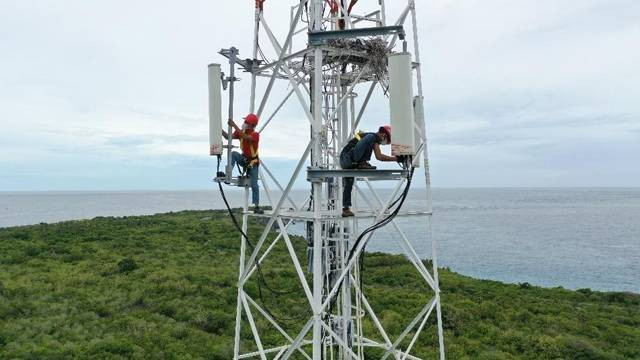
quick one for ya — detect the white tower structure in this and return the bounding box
[210,1,445,358]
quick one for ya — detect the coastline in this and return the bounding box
[1,209,638,358]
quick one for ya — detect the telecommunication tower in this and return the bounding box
[209,1,445,358]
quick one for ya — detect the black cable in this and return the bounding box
[386,191,404,210]
[218,157,282,291]
[348,166,415,262]
[356,166,415,304]
[217,178,285,297]
[327,166,416,314]
[216,155,414,322]
[216,156,311,322]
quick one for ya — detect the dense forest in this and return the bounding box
[1,210,638,359]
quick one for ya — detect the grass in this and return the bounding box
[0,210,638,359]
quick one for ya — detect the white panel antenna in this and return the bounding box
[208,63,223,156]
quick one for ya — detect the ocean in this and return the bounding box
[1,188,638,293]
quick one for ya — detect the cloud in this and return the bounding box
[0,0,639,190]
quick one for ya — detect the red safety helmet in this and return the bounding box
[379,125,391,142]
[244,113,259,126]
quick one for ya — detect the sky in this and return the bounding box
[0,0,639,191]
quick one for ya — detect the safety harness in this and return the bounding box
[343,131,365,154]
[239,134,259,171]
[341,131,374,168]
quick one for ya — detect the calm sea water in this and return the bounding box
[1,188,638,293]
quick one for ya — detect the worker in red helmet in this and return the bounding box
[222,113,263,214]
[340,125,396,217]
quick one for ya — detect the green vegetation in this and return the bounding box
[0,210,638,359]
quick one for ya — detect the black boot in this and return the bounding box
[342,208,355,217]
[357,162,376,170]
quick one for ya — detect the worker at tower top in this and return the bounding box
[340,125,396,217]
[221,113,263,214]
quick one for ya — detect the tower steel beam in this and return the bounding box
[212,1,446,359]
[308,25,405,45]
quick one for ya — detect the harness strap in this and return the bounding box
[347,131,363,150]
[240,135,259,166]
[341,131,364,164]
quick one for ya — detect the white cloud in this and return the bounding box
[0,0,639,189]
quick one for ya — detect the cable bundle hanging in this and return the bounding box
[327,165,416,313]
[349,166,415,263]
[216,155,310,322]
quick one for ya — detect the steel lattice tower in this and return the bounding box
[210,1,445,358]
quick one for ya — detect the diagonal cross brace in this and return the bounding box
[241,137,315,282]
[256,1,307,117]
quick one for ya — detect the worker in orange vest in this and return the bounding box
[222,113,263,214]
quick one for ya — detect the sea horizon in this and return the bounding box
[3,185,639,192]
[2,187,638,294]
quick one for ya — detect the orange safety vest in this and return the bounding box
[239,136,259,167]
